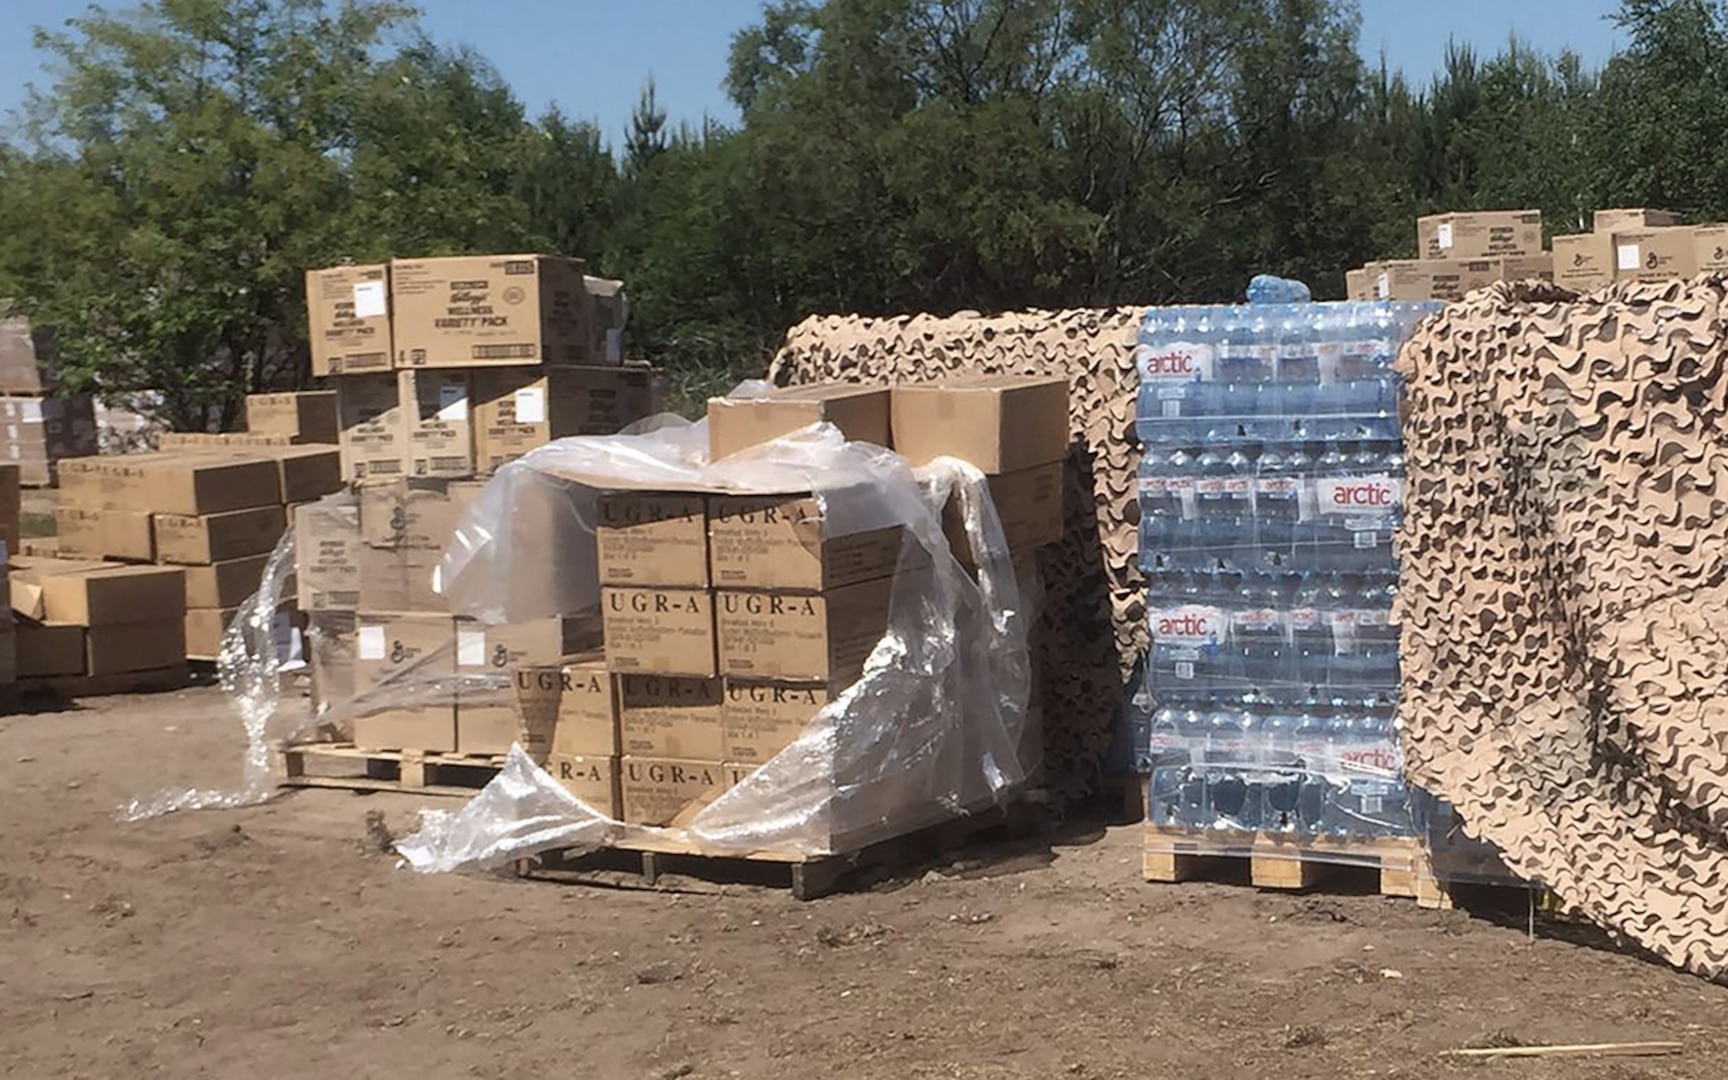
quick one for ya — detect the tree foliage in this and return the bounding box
[3,0,1728,424]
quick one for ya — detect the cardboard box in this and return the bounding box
[513,655,617,758]
[1552,234,1615,289]
[0,394,99,486]
[245,391,339,443]
[596,492,709,588]
[184,555,270,610]
[308,611,356,716]
[336,373,406,483]
[891,375,1070,473]
[1499,253,1554,282]
[1417,210,1543,260]
[351,707,456,754]
[143,453,282,516]
[16,621,85,677]
[545,753,621,816]
[158,432,296,450]
[353,612,452,693]
[1371,258,1505,301]
[707,492,905,592]
[602,587,716,678]
[1595,208,1682,232]
[271,446,343,504]
[1613,228,1697,282]
[617,674,725,760]
[294,498,361,612]
[359,477,478,550]
[451,617,598,754]
[355,544,443,613]
[1694,225,1728,273]
[715,577,896,682]
[398,369,475,478]
[390,254,592,369]
[106,510,155,562]
[1344,267,1372,301]
[153,505,286,565]
[53,506,104,558]
[185,607,235,660]
[945,462,1064,564]
[0,317,49,394]
[619,757,733,827]
[305,265,393,377]
[86,619,185,675]
[472,365,656,470]
[707,384,891,462]
[14,562,186,626]
[722,679,837,764]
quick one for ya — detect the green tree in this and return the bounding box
[1,0,415,429]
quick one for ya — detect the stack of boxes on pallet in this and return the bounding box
[0,317,97,486]
[1346,210,1553,301]
[295,253,649,760]
[292,373,1070,840]
[54,414,342,659]
[1549,207,1728,289]
[8,555,187,686]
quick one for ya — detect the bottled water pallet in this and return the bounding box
[519,801,1032,902]
[279,742,506,798]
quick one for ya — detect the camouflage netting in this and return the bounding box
[770,310,1147,805]
[1397,277,1728,978]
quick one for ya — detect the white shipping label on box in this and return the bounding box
[514,387,546,424]
[1436,223,1454,250]
[1618,244,1641,271]
[457,628,486,667]
[20,400,41,422]
[358,625,387,660]
[6,426,15,441]
[352,280,388,318]
[1375,272,1390,299]
[437,384,469,422]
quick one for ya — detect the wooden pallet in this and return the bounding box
[521,801,1031,901]
[1141,823,1573,913]
[18,663,193,699]
[1143,823,1435,899]
[280,742,507,797]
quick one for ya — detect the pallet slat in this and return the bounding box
[281,742,506,797]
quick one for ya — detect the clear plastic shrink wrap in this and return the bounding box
[132,411,1037,871]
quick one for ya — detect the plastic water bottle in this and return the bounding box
[1247,275,1313,305]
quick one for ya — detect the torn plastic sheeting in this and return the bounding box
[395,420,1034,869]
[120,526,305,820]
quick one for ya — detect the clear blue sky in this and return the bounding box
[0,0,1625,145]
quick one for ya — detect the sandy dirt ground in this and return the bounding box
[2,685,1725,1080]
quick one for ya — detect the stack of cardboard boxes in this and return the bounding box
[292,253,648,764]
[1550,208,1728,289]
[8,555,186,684]
[558,375,1069,827]
[54,434,341,659]
[0,317,97,486]
[1346,210,1554,301]
[292,373,1068,838]
[306,255,647,483]
[294,480,601,755]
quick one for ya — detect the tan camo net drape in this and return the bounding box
[1398,278,1728,977]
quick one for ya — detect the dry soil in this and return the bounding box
[2,686,1725,1079]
